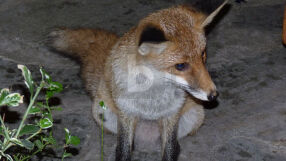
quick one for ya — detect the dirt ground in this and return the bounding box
[0,0,286,160]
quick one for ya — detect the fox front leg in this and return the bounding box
[115,114,137,161]
[160,115,180,161]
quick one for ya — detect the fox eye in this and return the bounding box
[202,51,206,56]
[175,63,189,71]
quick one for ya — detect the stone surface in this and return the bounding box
[0,0,285,161]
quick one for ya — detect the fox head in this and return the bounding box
[129,1,228,101]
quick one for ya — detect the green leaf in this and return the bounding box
[99,101,104,107]
[19,124,40,136]
[28,106,41,114]
[99,101,107,110]
[10,129,17,137]
[63,152,72,158]
[70,136,80,146]
[20,139,34,150]
[64,128,80,146]
[17,65,34,95]
[51,106,63,111]
[45,91,54,100]
[48,81,63,92]
[64,128,70,144]
[2,93,23,107]
[0,88,9,104]
[36,102,46,108]
[10,138,23,146]
[43,132,57,146]
[45,81,63,99]
[39,118,53,129]
[43,136,57,145]
[0,89,23,107]
[40,68,51,82]
[34,139,44,149]
[4,154,13,161]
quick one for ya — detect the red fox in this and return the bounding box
[49,1,227,160]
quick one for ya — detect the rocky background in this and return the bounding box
[0,0,285,160]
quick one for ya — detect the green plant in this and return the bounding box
[0,65,80,161]
[61,128,80,161]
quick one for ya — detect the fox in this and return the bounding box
[48,1,228,160]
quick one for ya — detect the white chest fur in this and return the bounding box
[116,83,186,120]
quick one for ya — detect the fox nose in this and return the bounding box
[207,91,219,101]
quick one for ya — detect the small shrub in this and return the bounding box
[0,65,80,161]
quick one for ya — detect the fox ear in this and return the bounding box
[138,26,168,55]
[201,0,228,27]
[138,26,167,45]
[138,42,168,56]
